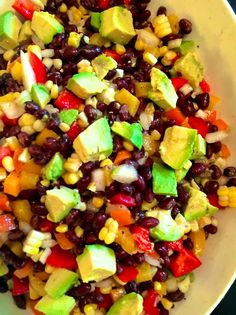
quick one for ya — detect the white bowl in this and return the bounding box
[0,1,236,314]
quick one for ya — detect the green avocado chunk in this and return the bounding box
[45,268,78,299]
[111,121,143,149]
[91,54,117,79]
[77,244,116,283]
[152,162,177,196]
[90,12,101,29]
[67,72,107,99]
[45,186,80,223]
[0,11,22,50]
[99,6,136,45]
[150,210,182,241]
[35,295,76,315]
[159,126,197,170]
[171,52,204,88]
[43,153,64,181]
[18,20,32,43]
[183,187,207,221]
[148,68,178,111]
[31,11,64,44]
[73,117,113,163]
[175,160,192,182]
[191,134,206,159]
[179,40,195,55]
[31,84,51,108]
[107,293,143,315]
[59,109,79,126]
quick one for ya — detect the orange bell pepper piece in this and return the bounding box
[214,119,229,131]
[110,208,132,226]
[54,233,74,250]
[165,108,185,125]
[0,193,11,211]
[220,144,231,159]
[0,214,16,232]
[13,148,24,173]
[114,150,132,165]
[3,171,21,197]
[14,261,33,279]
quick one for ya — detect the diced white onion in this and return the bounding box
[166,277,178,293]
[39,248,52,264]
[136,29,160,47]
[167,38,182,49]
[32,34,45,49]
[191,86,202,98]
[19,221,32,234]
[205,130,228,143]
[195,109,208,120]
[139,112,153,131]
[144,254,162,267]
[111,164,138,184]
[94,278,115,288]
[91,168,106,192]
[0,102,25,119]
[179,83,193,95]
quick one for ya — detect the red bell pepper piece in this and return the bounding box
[46,245,77,270]
[99,0,110,9]
[39,218,55,233]
[207,194,224,209]
[12,275,29,296]
[165,108,185,125]
[124,0,131,5]
[0,147,13,167]
[0,214,16,232]
[110,193,136,207]
[164,239,183,252]
[188,116,208,138]
[132,226,152,252]
[12,0,37,20]
[29,52,47,84]
[66,121,82,141]
[169,248,202,278]
[143,289,160,315]
[1,115,18,126]
[0,193,11,211]
[199,79,210,93]
[117,265,139,282]
[171,77,188,91]
[55,90,82,110]
[104,49,122,63]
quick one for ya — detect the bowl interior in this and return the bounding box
[0,1,236,314]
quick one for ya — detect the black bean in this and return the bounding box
[207,123,218,133]
[226,178,236,187]
[120,183,135,196]
[84,232,98,244]
[84,105,97,123]
[8,125,21,137]
[179,18,192,34]
[177,185,190,204]
[30,215,42,230]
[96,102,106,112]
[153,269,168,282]
[68,283,91,297]
[133,253,145,264]
[183,238,194,250]
[105,181,119,198]
[210,164,223,180]
[206,144,213,159]
[34,109,49,119]
[134,175,146,192]
[204,181,219,194]
[154,242,169,257]
[204,224,218,234]
[224,167,236,177]
[64,24,78,33]
[0,245,25,269]
[144,188,155,203]
[158,197,176,210]
[13,294,27,309]
[166,289,185,302]
[138,280,154,292]
[0,277,8,293]
[31,203,48,216]
[125,281,139,293]
[181,99,197,116]
[8,229,25,241]
[189,163,207,176]
[159,304,169,315]
[17,132,31,147]
[157,6,167,15]
[195,93,209,110]
[47,71,63,85]
[138,217,159,229]
[171,205,180,218]
[25,101,40,114]
[211,141,222,154]
[79,45,102,60]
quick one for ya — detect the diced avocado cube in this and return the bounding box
[191,134,206,159]
[77,244,116,283]
[67,72,107,99]
[73,117,113,163]
[45,186,80,223]
[90,12,101,30]
[152,162,177,196]
[45,268,78,299]
[35,295,76,315]
[171,52,204,88]
[115,88,140,117]
[207,203,218,216]
[99,6,136,45]
[184,187,208,221]
[159,126,197,170]
[31,84,51,108]
[175,160,192,182]
[107,293,143,315]
[31,11,64,45]
[0,11,22,50]
[59,109,79,126]
[0,258,9,277]
[111,122,143,149]
[150,210,182,241]
[43,153,64,181]
[179,40,195,55]
[91,54,117,79]
[148,68,178,111]
[18,20,33,43]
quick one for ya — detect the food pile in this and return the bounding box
[0,0,235,314]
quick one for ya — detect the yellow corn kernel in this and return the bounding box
[11,199,32,223]
[45,264,55,274]
[98,227,108,241]
[151,130,161,141]
[59,122,70,132]
[79,5,88,15]
[100,286,112,295]
[3,50,15,61]
[104,232,116,245]
[68,32,82,48]
[143,52,157,66]
[33,120,45,132]
[51,84,59,99]
[161,298,173,311]
[135,39,145,51]
[2,156,15,172]
[159,46,168,56]
[64,160,81,173]
[228,187,236,197]
[92,197,104,208]
[84,304,96,315]
[59,3,67,13]
[53,58,63,70]
[110,288,125,302]
[28,45,41,59]
[154,281,167,295]
[109,220,119,233]
[40,179,50,187]
[6,136,21,150]
[100,159,113,167]
[64,172,80,185]
[21,126,35,135]
[189,229,205,256]
[18,113,36,127]
[168,14,180,34]
[164,50,177,61]
[0,167,7,181]
[69,6,83,24]
[18,148,31,163]
[56,224,68,233]
[75,226,84,238]
[105,218,114,227]
[153,15,172,38]
[115,44,126,55]
[45,80,53,90]
[10,60,22,83]
[123,140,134,152]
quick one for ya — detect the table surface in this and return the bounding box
[211,2,235,314]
